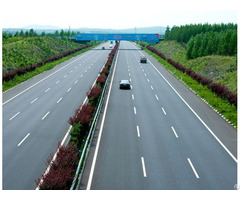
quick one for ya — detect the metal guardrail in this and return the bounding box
[70,45,119,190]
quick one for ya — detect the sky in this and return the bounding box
[1,0,239,29]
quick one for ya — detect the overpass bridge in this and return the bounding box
[75,33,164,43]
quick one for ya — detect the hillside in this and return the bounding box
[153,41,237,93]
[2,37,83,72]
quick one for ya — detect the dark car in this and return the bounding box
[140,56,147,63]
[119,80,131,89]
[102,47,105,50]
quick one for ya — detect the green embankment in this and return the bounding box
[2,36,96,92]
[153,41,237,93]
[2,37,83,72]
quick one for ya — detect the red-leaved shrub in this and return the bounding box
[96,75,107,87]
[35,142,79,190]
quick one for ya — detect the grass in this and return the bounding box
[2,45,95,92]
[2,37,84,71]
[154,41,237,93]
[145,48,237,128]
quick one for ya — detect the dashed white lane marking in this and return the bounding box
[75,80,78,84]
[146,58,238,163]
[134,107,137,115]
[42,111,50,120]
[136,126,141,137]
[45,88,51,93]
[155,95,159,101]
[171,126,179,138]
[150,86,154,90]
[56,80,60,84]
[57,97,63,104]
[64,75,67,78]
[17,133,30,147]
[9,112,20,120]
[67,88,72,92]
[31,98,38,104]
[147,79,150,82]
[141,157,147,177]
[70,70,73,73]
[161,107,166,115]
[187,158,200,179]
[132,94,135,100]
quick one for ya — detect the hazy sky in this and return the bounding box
[1,0,238,29]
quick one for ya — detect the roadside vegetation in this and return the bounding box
[142,23,237,128]
[2,30,98,92]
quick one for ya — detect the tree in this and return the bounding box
[41,31,46,37]
[60,29,65,37]
[19,30,25,37]
[186,36,194,59]
[165,26,170,40]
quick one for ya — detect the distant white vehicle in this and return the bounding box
[109,45,113,48]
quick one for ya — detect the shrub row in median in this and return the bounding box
[35,42,119,190]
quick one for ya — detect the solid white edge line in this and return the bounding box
[9,112,20,120]
[17,133,30,147]
[146,58,238,163]
[141,157,147,177]
[136,125,141,137]
[187,158,200,179]
[171,126,179,138]
[86,48,120,190]
[3,51,92,106]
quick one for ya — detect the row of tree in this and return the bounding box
[186,30,237,59]
[165,23,237,43]
[3,29,79,39]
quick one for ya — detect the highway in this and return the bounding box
[2,42,112,189]
[80,41,237,190]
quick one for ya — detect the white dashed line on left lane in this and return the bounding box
[42,111,50,120]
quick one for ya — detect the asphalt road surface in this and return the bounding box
[80,41,237,190]
[2,42,112,189]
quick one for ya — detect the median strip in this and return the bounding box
[36,42,120,190]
